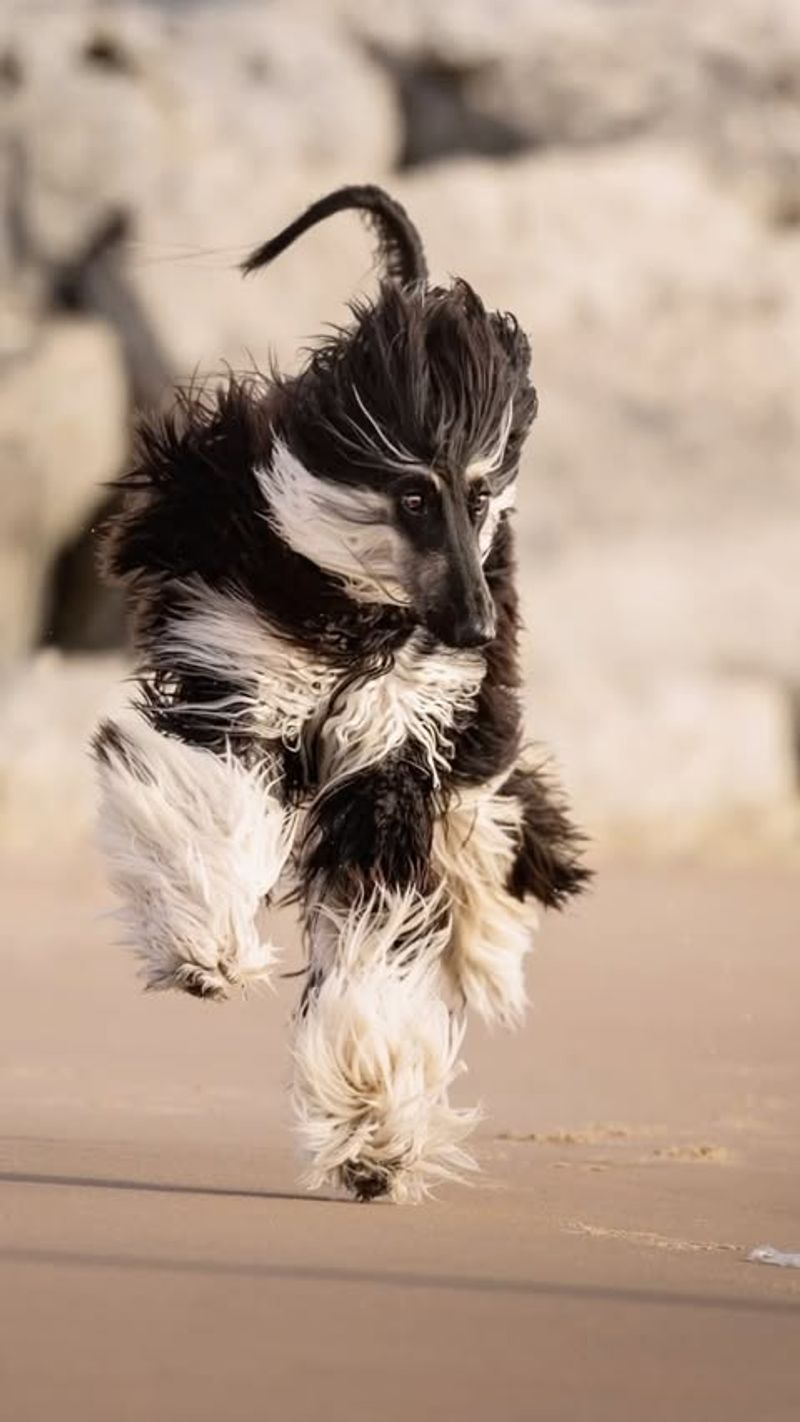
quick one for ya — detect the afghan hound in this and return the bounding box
[93,186,590,1201]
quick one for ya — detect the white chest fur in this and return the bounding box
[159,583,483,783]
[318,633,484,787]
[157,581,340,751]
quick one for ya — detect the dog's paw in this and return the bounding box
[142,939,281,1002]
[170,961,232,1002]
[94,712,295,1000]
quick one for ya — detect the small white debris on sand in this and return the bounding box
[748,1245,800,1269]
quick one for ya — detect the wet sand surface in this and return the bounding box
[1,852,798,1421]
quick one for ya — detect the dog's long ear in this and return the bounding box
[241,185,427,289]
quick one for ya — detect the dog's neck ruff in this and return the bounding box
[154,581,484,787]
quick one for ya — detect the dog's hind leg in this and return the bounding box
[292,885,479,1202]
[93,713,297,1000]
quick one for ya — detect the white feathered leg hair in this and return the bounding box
[292,886,480,1201]
[433,787,540,1028]
[93,713,297,999]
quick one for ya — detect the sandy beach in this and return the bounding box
[1,850,797,1421]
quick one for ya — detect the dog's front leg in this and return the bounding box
[291,761,479,1202]
[438,514,590,1026]
[93,714,297,1000]
[433,767,591,1028]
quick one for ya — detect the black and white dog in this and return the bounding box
[94,186,589,1202]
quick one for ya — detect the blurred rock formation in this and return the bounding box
[0,0,798,854]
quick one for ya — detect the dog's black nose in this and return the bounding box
[456,622,495,649]
[442,610,496,649]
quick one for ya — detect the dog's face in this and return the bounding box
[264,281,537,648]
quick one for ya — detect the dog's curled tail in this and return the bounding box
[241,184,427,289]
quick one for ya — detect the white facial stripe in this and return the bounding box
[492,481,517,514]
[256,441,410,605]
[479,479,517,558]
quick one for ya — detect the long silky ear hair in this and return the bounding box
[241,185,428,289]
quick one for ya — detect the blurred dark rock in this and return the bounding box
[39,490,126,654]
[0,318,127,657]
[369,46,530,168]
[50,208,172,412]
[352,0,800,219]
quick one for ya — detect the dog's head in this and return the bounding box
[245,187,538,649]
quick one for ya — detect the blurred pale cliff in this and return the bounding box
[1,0,798,857]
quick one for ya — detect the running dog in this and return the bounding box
[94,185,590,1202]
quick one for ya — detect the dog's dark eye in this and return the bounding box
[400,491,427,516]
[470,489,490,520]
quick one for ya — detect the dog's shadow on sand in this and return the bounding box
[0,1169,345,1205]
